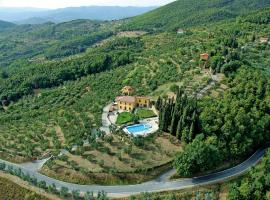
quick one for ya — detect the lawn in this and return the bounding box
[137,109,157,119]
[116,112,134,125]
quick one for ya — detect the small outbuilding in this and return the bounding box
[177,29,185,34]
[200,53,209,61]
[260,37,269,44]
[121,86,135,95]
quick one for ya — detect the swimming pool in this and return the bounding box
[126,124,152,136]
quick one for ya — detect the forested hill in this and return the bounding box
[0,19,115,67]
[0,20,15,30]
[123,0,270,31]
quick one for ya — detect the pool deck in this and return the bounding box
[101,102,159,136]
[123,117,159,136]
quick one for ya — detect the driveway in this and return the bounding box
[100,103,112,134]
[19,157,51,172]
[196,81,215,98]
[0,146,268,198]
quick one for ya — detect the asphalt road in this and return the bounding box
[0,146,268,198]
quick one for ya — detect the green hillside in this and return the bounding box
[0,20,15,30]
[0,19,114,67]
[123,0,270,31]
[0,0,270,190]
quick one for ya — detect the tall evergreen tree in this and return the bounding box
[155,96,162,111]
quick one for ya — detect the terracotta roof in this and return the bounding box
[115,96,136,103]
[200,53,209,60]
[200,53,209,56]
[123,86,134,89]
[136,96,151,100]
[121,86,134,92]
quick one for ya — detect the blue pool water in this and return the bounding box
[126,124,152,135]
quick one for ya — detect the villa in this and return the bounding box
[115,96,151,111]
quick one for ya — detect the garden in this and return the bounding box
[116,109,157,125]
[116,112,135,125]
[136,109,156,119]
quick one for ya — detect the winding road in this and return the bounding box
[0,146,268,198]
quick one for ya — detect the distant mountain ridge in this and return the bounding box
[0,6,157,24]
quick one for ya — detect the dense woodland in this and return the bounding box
[0,0,270,197]
[122,0,270,31]
[170,67,270,176]
[0,37,142,103]
[0,20,116,67]
[227,150,270,200]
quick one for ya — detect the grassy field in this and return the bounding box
[116,112,135,125]
[40,133,181,185]
[136,109,156,119]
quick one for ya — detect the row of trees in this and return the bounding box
[0,162,109,200]
[157,89,199,143]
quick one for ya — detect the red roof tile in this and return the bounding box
[115,96,136,103]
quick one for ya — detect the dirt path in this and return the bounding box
[196,70,224,98]
[169,58,182,73]
[19,157,52,172]
[55,125,66,145]
[196,80,216,98]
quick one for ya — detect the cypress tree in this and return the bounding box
[189,122,195,142]
[181,127,189,143]
[159,105,165,130]
[176,116,183,139]
[170,110,179,136]
[158,89,199,141]
[155,96,162,111]
[163,103,172,131]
